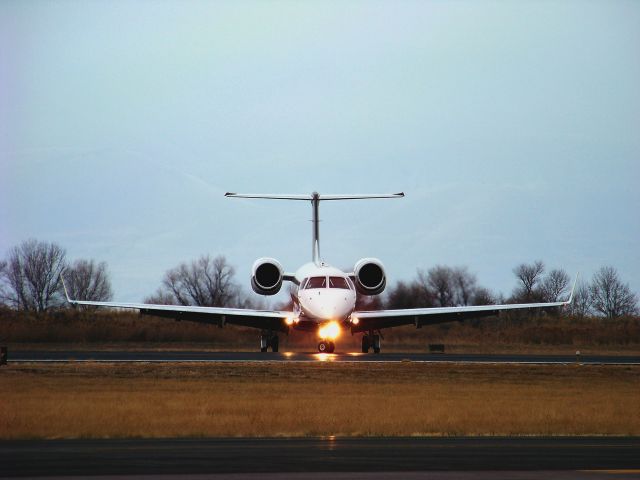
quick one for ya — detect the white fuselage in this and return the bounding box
[293,262,357,325]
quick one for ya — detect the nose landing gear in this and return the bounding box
[317,340,335,353]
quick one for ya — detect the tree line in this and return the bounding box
[0,238,637,318]
[0,239,112,311]
[382,261,637,319]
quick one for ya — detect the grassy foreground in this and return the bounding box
[2,308,639,354]
[1,362,638,439]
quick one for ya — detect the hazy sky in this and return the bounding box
[1,0,639,303]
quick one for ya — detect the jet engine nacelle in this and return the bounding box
[353,258,386,296]
[251,258,284,295]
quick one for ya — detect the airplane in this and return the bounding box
[62,192,576,354]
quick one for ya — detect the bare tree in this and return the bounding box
[418,265,487,307]
[411,272,436,308]
[590,266,637,318]
[355,291,384,311]
[64,259,113,303]
[152,255,241,307]
[385,280,431,309]
[144,288,178,305]
[0,259,8,306]
[1,239,67,311]
[541,268,570,302]
[569,280,592,318]
[3,249,30,310]
[420,266,455,307]
[412,265,491,308]
[472,286,496,306]
[451,266,478,306]
[512,261,545,302]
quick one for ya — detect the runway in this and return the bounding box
[8,350,640,364]
[1,437,639,478]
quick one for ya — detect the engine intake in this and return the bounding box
[251,258,284,295]
[353,258,386,295]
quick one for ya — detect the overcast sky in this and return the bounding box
[1,0,638,303]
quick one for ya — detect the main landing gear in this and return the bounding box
[361,332,381,354]
[260,333,279,352]
[317,340,335,353]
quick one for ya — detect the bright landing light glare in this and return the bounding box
[318,321,341,340]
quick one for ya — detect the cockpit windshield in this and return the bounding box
[329,276,349,289]
[304,276,327,289]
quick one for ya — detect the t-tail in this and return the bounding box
[225,191,404,265]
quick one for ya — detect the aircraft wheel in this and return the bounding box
[373,334,381,354]
[318,341,329,353]
[260,347,268,352]
[327,341,335,353]
[361,335,370,353]
[271,336,279,353]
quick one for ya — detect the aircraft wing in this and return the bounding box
[351,299,568,331]
[62,285,294,333]
[351,277,577,333]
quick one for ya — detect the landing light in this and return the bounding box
[351,316,360,325]
[285,317,295,326]
[315,353,336,362]
[318,321,341,340]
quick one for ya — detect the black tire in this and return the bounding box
[271,336,279,353]
[318,341,328,353]
[260,347,268,352]
[328,341,335,353]
[373,334,381,354]
[361,336,370,353]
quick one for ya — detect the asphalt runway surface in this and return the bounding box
[1,437,640,478]
[8,350,640,364]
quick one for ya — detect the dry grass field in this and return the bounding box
[1,362,638,439]
[2,308,639,354]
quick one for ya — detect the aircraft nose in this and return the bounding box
[318,296,352,319]
[301,289,354,320]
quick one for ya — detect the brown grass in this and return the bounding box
[2,308,639,354]
[1,362,638,439]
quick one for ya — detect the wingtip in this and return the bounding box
[59,271,72,303]
[566,272,580,304]
[395,192,405,197]
[224,192,235,197]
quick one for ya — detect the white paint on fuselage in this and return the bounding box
[294,262,356,323]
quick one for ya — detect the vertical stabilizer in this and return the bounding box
[311,192,321,265]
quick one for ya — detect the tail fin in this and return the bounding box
[226,191,404,265]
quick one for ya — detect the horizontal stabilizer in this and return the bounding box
[225,193,311,200]
[226,190,404,264]
[225,192,404,201]
[318,193,404,201]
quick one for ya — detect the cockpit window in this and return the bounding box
[305,276,327,289]
[329,276,349,289]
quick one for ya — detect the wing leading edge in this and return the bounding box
[61,279,294,333]
[351,275,578,332]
